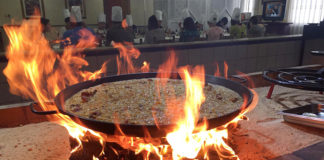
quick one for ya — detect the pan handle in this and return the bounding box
[29,102,58,115]
[229,75,247,84]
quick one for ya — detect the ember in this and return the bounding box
[3,16,258,160]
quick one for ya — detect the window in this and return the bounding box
[241,0,255,13]
[287,0,324,33]
[288,0,324,24]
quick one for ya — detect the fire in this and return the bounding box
[214,62,220,77]
[122,19,128,29]
[141,61,150,72]
[224,61,228,79]
[3,17,258,160]
[3,17,106,157]
[166,66,206,159]
[113,42,141,74]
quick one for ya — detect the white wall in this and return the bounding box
[131,0,154,26]
[83,0,104,25]
[43,0,66,25]
[0,0,24,25]
[0,0,104,26]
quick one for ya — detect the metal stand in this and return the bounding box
[266,84,275,99]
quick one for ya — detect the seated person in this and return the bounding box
[247,16,265,37]
[179,17,200,42]
[155,10,163,28]
[144,15,165,44]
[125,15,136,37]
[94,13,108,47]
[206,13,223,41]
[62,6,96,46]
[229,20,247,39]
[41,18,51,35]
[216,17,229,31]
[195,21,204,32]
[106,6,134,45]
[63,22,96,46]
[41,18,59,43]
[59,9,73,39]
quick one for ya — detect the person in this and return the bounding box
[144,15,165,44]
[206,12,223,41]
[155,10,163,28]
[179,17,200,42]
[229,20,247,39]
[106,6,134,45]
[195,21,204,32]
[247,16,265,37]
[62,6,96,46]
[40,17,58,43]
[126,14,136,34]
[94,13,108,46]
[216,17,229,31]
[178,8,196,31]
[59,9,73,39]
[40,18,51,34]
[229,8,246,39]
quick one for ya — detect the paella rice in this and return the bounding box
[65,78,243,125]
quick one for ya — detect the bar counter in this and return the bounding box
[1,34,322,105]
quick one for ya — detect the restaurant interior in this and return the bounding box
[0,0,323,160]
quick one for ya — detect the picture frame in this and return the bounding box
[65,0,86,18]
[21,0,44,18]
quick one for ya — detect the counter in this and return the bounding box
[0,35,304,105]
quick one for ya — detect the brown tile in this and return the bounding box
[247,44,259,58]
[83,56,98,72]
[258,44,268,57]
[213,47,226,62]
[175,50,189,66]
[143,51,163,69]
[97,55,117,75]
[266,56,277,69]
[236,45,248,59]
[225,45,238,60]
[188,51,202,65]
[246,58,258,73]
[266,43,277,56]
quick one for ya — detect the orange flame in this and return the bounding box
[224,61,228,79]
[214,62,220,77]
[3,17,107,156]
[166,65,206,159]
[141,61,150,72]
[3,17,259,160]
[122,19,128,29]
[113,42,141,74]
